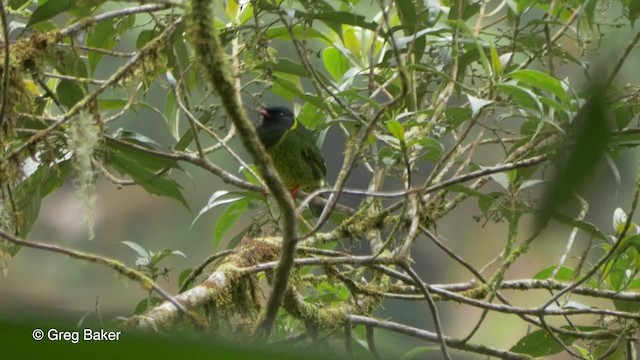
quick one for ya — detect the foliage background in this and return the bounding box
[1,0,640,358]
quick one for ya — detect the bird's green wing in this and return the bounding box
[295,126,326,183]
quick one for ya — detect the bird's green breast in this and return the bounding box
[266,129,324,192]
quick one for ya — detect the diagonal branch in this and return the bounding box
[348,315,532,360]
[0,229,205,328]
[186,0,297,338]
[0,0,10,130]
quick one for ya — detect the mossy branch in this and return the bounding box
[0,0,10,130]
[185,0,298,338]
[7,19,182,162]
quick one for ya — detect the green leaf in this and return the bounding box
[108,148,189,209]
[311,11,378,32]
[28,0,96,27]
[226,224,252,251]
[409,137,443,162]
[614,298,640,313]
[550,211,607,241]
[272,76,324,109]
[164,91,180,141]
[496,82,543,114]
[261,4,379,32]
[462,28,492,77]
[178,268,193,289]
[490,44,502,76]
[122,241,150,259]
[174,113,212,151]
[342,27,361,58]
[271,74,302,102]
[272,59,329,81]
[393,26,447,49]
[298,102,325,130]
[56,80,85,109]
[394,0,428,55]
[624,0,640,25]
[51,47,88,80]
[134,298,150,315]
[192,191,245,227]
[615,234,640,257]
[516,0,537,13]
[28,0,74,27]
[14,161,72,237]
[533,266,574,281]
[107,133,181,171]
[87,19,116,74]
[242,165,263,187]
[625,277,640,290]
[602,246,638,291]
[444,107,472,128]
[167,23,190,78]
[386,120,405,142]
[323,48,350,82]
[224,0,239,22]
[136,29,159,49]
[510,327,594,357]
[214,199,249,250]
[508,69,569,104]
[150,248,186,265]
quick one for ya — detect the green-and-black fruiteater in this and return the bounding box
[256,106,327,216]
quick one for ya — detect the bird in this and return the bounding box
[256,106,327,217]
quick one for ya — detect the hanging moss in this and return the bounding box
[67,112,100,240]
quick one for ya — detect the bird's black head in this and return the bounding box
[259,106,295,129]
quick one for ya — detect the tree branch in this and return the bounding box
[185,0,297,338]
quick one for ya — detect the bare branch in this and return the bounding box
[348,315,532,360]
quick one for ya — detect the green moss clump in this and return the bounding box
[1,31,57,133]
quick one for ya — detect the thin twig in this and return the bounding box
[174,85,264,187]
[43,73,107,85]
[538,316,584,359]
[400,263,452,360]
[178,249,235,293]
[605,27,640,89]
[0,229,205,327]
[552,194,588,278]
[366,325,381,359]
[59,3,172,38]
[93,159,136,186]
[56,43,136,57]
[348,315,531,360]
[105,135,263,192]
